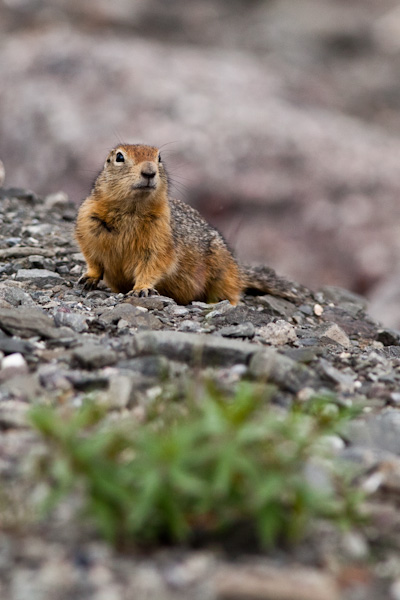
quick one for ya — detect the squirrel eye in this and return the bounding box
[116,152,125,163]
[158,154,162,163]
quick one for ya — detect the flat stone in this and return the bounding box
[315,322,351,348]
[2,286,33,307]
[254,294,297,318]
[0,307,59,339]
[15,269,62,286]
[118,356,170,378]
[0,333,33,356]
[319,359,356,391]
[165,305,189,317]
[130,331,258,367]
[218,322,255,339]
[213,306,272,328]
[72,343,118,369]
[99,304,162,329]
[284,347,322,363]
[205,300,235,320]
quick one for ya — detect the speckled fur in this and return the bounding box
[75,144,296,305]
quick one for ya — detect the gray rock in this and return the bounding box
[321,285,368,310]
[382,346,400,359]
[72,343,118,369]
[345,410,400,455]
[321,306,377,339]
[178,320,203,333]
[218,322,255,339]
[98,304,146,324]
[165,305,189,317]
[0,334,33,356]
[315,323,351,348]
[98,304,162,330]
[105,374,139,409]
[210,305,272,328]
[318,359,356,392]
[249,347,316,392]
[124,296,174,310]
[54,311,89,333]
[15,269,62,287]
[0,400,29,428]
[0,307,59,339]
[377,328,400,347]
[0,188,38,202]
[299,304,314,316]
[2,286,33,307]
[2,374,42,402]
[254,294,297,318]
[25,255,54,270]
[64,371,109,392]
[205,300,235,320]
[118,356,170,378]
[130,330,258,367]
[284,347,322,363]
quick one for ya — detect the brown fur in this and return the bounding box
[75,144,297,305]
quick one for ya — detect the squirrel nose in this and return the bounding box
[141,162,157,179]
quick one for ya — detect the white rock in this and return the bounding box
[313,303,324,316]
[2,352,27,371]
[0,352,29,380]
[259,320,297,346]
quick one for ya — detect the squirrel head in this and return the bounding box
[94,144,168,201]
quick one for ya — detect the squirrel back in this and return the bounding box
[75,144,299,305]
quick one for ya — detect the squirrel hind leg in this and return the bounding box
[205,268,241,305]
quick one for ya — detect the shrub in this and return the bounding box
[29,382,362,549]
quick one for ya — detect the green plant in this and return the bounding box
[29,382,363,549]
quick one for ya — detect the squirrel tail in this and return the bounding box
[240,264,305,302]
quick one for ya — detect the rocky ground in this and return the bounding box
[1,183,400,599]
[3,0,400,326]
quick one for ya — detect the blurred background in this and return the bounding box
[1,0,400,326]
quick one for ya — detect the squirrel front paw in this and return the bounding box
[78,273,100,291]
[127,287,160,298]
